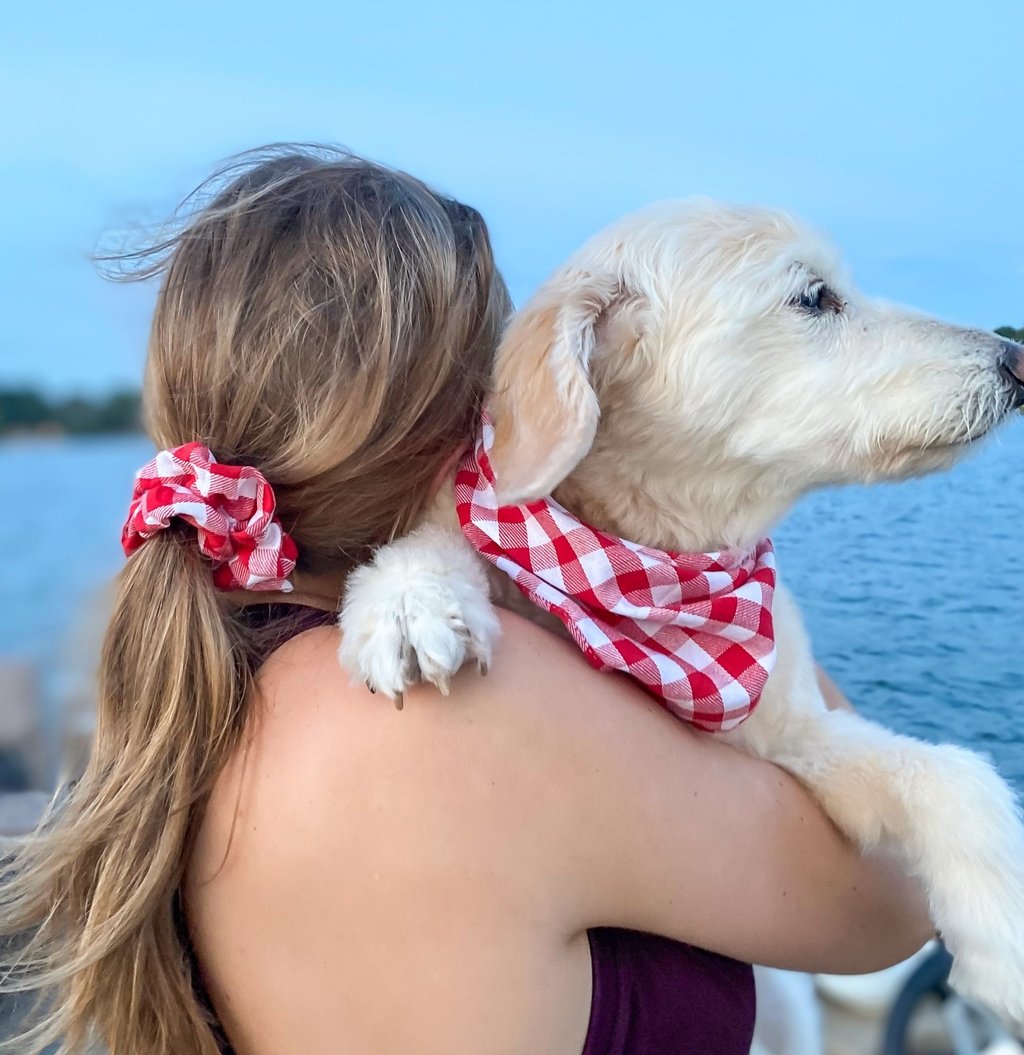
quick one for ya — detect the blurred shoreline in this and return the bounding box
[0,386,140,439]
[0,434,151,792]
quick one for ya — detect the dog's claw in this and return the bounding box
[338,525,500,710]
[366,681,376,695]
[394,691,404,711]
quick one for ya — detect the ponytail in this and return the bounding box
[1,533,251,1054]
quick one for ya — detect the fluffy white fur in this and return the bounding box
[340,524,499,705]
[338,200,1024,1028]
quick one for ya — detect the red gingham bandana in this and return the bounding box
[455,417,777,732]
[122,442,298,593]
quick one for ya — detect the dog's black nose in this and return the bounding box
[998,340,1024,409]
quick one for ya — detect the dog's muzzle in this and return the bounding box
[998,341,1024,410]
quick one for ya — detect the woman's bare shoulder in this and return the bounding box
[245,607,644,780]
[216,609,644,841]
[192,607,930,983]
[191,610,610,884]
[258,606,604,708]
[190,610,650,944]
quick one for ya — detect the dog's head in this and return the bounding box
[489,201,1023,546]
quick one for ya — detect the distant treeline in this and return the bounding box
[0,387,141,437]
[2,322,1021,438]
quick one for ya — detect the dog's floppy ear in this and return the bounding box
[488,268,620,504]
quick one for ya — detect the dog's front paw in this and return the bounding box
[338,526,500,706]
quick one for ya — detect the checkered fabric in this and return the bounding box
[455,418,777,732]
[122,442,298,593]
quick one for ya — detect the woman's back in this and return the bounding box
[189,613,595,1054]
[186,607,923,1054]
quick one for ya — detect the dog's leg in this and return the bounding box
[765,706,1023,1026]
[729,592,1024,1029]
[338,523,499,704]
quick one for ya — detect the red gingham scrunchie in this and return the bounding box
[122,442,298,592]
[455,415,777,733]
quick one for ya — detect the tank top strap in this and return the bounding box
[236,603,337,668]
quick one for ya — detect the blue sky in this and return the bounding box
[2,1,1022,394]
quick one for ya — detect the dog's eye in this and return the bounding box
[793,282,843,315]
[797,285,823,311]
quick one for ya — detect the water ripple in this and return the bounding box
[777,419,1024,793]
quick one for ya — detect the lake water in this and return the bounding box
[0,429,1021,792]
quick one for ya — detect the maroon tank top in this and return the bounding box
[199,604,755,1054]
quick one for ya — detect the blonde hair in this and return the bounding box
[0,145,510,1054]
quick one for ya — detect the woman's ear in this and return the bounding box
[488,268,620,504]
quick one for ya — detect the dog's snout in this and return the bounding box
[998,340,1024,409]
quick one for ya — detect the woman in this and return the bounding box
[0,146,932,1055]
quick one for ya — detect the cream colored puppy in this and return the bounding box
[339,200,1024,1028]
